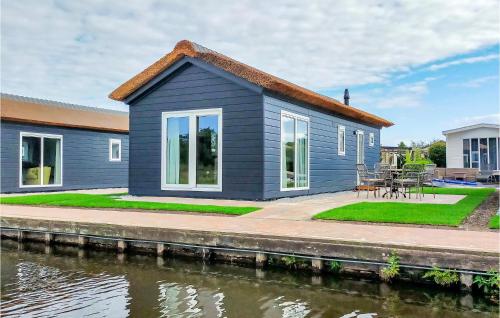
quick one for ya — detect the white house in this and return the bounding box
[443,123,500,171]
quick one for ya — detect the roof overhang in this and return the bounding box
[442,123,500,135]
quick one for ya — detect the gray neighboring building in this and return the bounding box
[109,40,393,200]
[0,93,129,193]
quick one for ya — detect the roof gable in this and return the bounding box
[110,40,393,127]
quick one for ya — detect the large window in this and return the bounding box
[161,108,222,191]
[489,138,497,170]
[471,138,479,168]
[338,125,346,156]
[480,138,488,169]
[463,138,499,170]
[281,111,309,191]
[20,132,62,187]
[463,139,470,168]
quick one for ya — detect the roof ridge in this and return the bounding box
[1,92,128,115]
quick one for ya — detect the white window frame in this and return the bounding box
[338,125,346,156]
[369,132,375,147]
[19,132,63,188]
[161,108,223,192]
[109,139,122,162]
[280,110,310,192]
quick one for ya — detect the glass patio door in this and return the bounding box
[161,108,222,191]
[20,133,62,187]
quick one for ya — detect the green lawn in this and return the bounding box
[0,193,260,215]
[489,215,499,229]
[314,187,496,226]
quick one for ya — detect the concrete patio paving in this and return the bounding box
[121,191,465,221]
[0,204,497,255]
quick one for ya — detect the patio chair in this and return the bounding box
[421,164,437,198]
[392,163,424,199]
[374,165,392,198]
[356,164,384,198]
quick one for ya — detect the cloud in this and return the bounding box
[453,113,500,127]
[426,54,498,71]
[0,0,498,109]
[449,75,498,88]
[353,77,439,109]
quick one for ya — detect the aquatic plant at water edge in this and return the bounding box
[281,256,305,269]
[423,267,459,287]
[474,270,500,300]
[380,252,400,282]
[329,261,343,273]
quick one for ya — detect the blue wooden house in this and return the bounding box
[110,40,392,200]
[0,93,129,193]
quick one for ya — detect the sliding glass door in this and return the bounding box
[162,109,222,191]
[281,111,309,191]
[20,133,62,187]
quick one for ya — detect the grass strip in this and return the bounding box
[489,215,499,229]
[313,187,495,226]
[0,193,260,215]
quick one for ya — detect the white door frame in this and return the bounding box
[356,130,365,185]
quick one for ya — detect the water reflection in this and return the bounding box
[1,258,130,317]
[0,240,497,318]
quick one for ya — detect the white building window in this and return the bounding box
[281,111,309,191]
[109,139,122,162]
[161,108,222,191]
[338,125,346,156]
[369,132,375,147]
[20,132,63,187]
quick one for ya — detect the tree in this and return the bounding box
[398,141,407,149]
[429,140,446,167]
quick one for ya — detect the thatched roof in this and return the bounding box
[109,40,393,127]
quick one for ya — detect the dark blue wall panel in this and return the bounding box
[1,121,128,193]
[263,94,380,199]
[127,59,382,200]
[128,62,264,200]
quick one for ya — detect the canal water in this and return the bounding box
[1,240,497,317]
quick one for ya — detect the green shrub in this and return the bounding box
[329,261,343,273]
[423,267,459,287]
[429,141,446,167]
[474,270,500,298]
[380,252,400,282]
[405,150,412,164]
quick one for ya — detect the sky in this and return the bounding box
[1,0,499,146]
